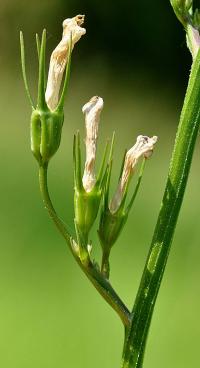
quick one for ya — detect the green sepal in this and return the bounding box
[170,1,200,29]
[98,206,128,252]
[98,158,146,253]
[19,31,35,108]
[193,8,200,29]
[125,158,146,215]
[73,132,112,246]
[73,132,83,191]
[102,132,115,209]
[37,29,47,110]
[170,0,192,27]
[74,186,102,246]
[31,108,64,165]
[36,33,41,61]
[95,140,109,188]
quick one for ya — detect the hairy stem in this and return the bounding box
[39,163,131,327]
[122,48,200,367]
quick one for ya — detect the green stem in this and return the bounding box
[39,163,71,244]
[122,48,200,368]
[101,249,111,279]
[39,163,131,327]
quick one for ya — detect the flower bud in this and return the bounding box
[21,16,86,166]
[110,135,158,213]
[74,97,106,245]
[74,186,102,245]
[99,206,127,252]
[99,135,158,252]
[31,108,64,165]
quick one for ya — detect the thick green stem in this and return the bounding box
[122,49,200,368]
[38,163,131,327]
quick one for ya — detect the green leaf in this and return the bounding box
[125,158,146,215]
[103,132,115,207]
[36,33,41,61]
[73,132,83,191]
[96,140,109,188]
[19,31,35,108]
[37,29,47,110]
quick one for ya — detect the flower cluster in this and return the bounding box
[21,16,158,278]
[20,15,86,165]
[73,95,157,275]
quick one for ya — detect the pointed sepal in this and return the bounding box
[36,33,41,61]
[73,132,83,191]
[37,29,47,110]
[20,31,35,108]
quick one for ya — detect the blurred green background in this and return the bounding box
[1,1,200,367]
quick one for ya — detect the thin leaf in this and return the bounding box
[118,149,127,182]
[37,29,47,109]
[104,132,115,207]
[73,131,83,190]
[125,158,146,214]
[96,140,109,187]
[36,33,41,61]
[20,31,34,108]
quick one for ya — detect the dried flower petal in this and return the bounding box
[109,135,158,213]
[82,96,104,192]
[45,15,86,110]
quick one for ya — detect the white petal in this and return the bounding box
[45,15,86,110]
[82,96,104,192]
[109,135,158,213]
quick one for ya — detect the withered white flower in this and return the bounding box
[82,96,104,192]
[109,135,158,213]
[45,15,86,110]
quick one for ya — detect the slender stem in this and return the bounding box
[39,163,71,243]
[101,249,110,279]
[39,163,131,327]
[122,48,200,367]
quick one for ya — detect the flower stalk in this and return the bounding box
[39,163,131,327]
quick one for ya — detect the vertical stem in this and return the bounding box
[122,49,200,368]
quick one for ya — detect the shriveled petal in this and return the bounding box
[109,135,158,213]
[82,96,104,192]
[45,15,86,110]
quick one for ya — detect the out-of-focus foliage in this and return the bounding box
[0,0,191,84]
